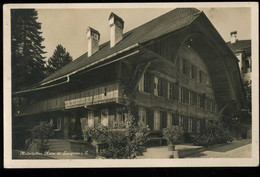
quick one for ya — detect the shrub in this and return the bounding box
[83,113,150,159]
[31,121,54,153]
[162,125,184,145]
[193,122,232,146]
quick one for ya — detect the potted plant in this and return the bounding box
[163,125,184,151]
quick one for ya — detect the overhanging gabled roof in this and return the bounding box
[33,8,202,88]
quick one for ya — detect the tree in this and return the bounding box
[11,9,46,91]
[31,121,54,153]
[46,44,73,76]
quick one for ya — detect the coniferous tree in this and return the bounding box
[11,9,46,91]
[46,44,73,76]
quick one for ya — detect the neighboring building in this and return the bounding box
[226,31,251,83]
[226,31,251,138]
[12,8,247,146]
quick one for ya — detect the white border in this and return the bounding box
[3,2,259,168]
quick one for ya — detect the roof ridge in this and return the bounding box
[73,8,201,61]
[31,8,203,88]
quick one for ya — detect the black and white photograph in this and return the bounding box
[3,2,259,168]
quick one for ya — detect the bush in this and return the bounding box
[193,122,232,146]
[31,121,54,153]
[162,125,184,145]
[83,113,150,159]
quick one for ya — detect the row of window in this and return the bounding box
[178,115,200,133]
[138,74,216,112]
[138,107,207,133]
[181,58,210,85]
[179,87,215,112]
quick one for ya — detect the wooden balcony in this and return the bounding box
[15,82,124,116]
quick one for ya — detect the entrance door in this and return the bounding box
[101,109,109,126]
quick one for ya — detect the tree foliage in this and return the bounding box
[46,44,73,76]
[83,113,150,159]
[193,122,233,146]
[11,9,46,91]
[31,121,54,153]
[162,125,184,145]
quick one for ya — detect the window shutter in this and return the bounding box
[163,79,168,98]
[149,73,154,94]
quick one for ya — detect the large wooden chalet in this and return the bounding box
[13,8,246,143]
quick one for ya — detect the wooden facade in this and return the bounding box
[13,9,246,142]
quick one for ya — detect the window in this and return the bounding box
[191,65,196,79]
[198,94,202,108]
[158,77,162,96]
[196,119,201,133]
[179,116,184,127]
[168,82,173,100]
[189,90,192,105]
[188,118,192,132]
[101,109,108,126]
[154,76,163,96]
[182,59,188,75]
[138,74,144,92]
[143,73,149,93]
[51,117,61,130]
[167,112,172,127]
[138,73,149,93]
[139,107,146,123]
[192,92,197,106]
[180,88,189,104]
[180,87,184,103]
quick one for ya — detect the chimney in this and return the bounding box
[230,31,237,44]
[87,27,100,57]
[109,12,124,47]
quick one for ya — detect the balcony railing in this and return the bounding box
[15,82,123,116]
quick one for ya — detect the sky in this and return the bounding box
[36,7,251,60]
